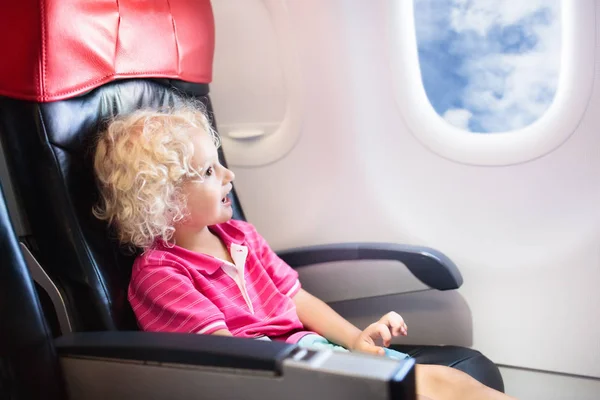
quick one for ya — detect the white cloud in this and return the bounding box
[414,1,452,42]
[449,0,556,35]
[417,0,561,132]
[443,108,473,130]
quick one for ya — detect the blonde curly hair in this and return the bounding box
[92,101,220,250]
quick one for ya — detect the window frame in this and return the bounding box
[387,0,595,166]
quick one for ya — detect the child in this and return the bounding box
[92,101,516,400]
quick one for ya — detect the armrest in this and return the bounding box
[277,242,463,291]
[55,331,295,373]
[55,331,417,400]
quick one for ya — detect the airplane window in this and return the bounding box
[413,0,561,133]
[389,0,592,165]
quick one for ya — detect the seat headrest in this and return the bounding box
[0,0,214,102]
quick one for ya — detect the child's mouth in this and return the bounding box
[221,195,231,206]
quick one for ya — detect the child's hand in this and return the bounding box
[350,312,408,356]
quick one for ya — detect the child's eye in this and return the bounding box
[205,167,214,177]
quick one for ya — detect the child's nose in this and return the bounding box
[225,168,235,183]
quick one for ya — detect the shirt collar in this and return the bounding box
[155,221,247,275]
[209,221,246,245]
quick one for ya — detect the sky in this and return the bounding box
[414,0,561,133]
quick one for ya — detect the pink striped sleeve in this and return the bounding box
[248,225,301,298]
[128,264,227,334]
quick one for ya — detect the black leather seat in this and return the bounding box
[0,77,504,392]
[0,181,65,400]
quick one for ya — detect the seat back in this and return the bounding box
[0,180,65,399]
[0,80,245,333]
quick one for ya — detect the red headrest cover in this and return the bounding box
[0,0,214,102]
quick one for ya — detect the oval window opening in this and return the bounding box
[414,0,561,133]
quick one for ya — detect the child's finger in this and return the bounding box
[363,343,385,356]
[400,322,408,336]
[379,312,405,337]
[367,322,392,347]
[355,333,385,356]
[388,318,401,336]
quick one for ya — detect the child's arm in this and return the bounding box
[292,289,362,349]
[244,222,407,353]
[293,288,407,355]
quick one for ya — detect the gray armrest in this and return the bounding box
[277,243,463,291]
[55,331,293,372]
[55,331,417,400]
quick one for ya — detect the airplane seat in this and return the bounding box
[0,179,65,399]
[0,0,502,396]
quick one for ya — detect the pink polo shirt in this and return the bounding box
[128,220,311,343]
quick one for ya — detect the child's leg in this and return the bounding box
[297,334,515,398]
[415,365,517,400]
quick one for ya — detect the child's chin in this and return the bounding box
[218,213,233,223]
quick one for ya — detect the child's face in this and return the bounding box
[178,130,235,229]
